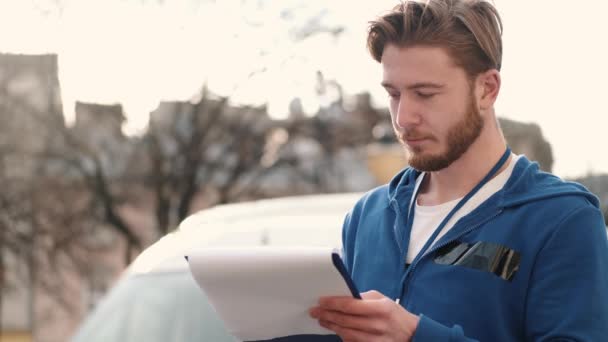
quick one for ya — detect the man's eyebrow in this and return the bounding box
[380,81,445,90]
[408,82,445,90]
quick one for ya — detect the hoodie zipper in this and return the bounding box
[399,209,504,305]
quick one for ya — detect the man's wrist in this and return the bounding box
[405,311,420,341]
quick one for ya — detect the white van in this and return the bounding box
[71,193,361,342]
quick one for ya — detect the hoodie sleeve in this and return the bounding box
[342,194,367,274]
[524,204,608,341]
[412,315,479,341]
[341,210,355,274]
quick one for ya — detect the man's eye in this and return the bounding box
[388,93,400,99]
[416,92,436,99]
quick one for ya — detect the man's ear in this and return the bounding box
[476,69,501,111]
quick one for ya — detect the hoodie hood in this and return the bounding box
[387,155,600,210]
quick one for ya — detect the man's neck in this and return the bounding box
[417,123,509,206]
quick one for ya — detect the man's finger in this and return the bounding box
[315,309,388,334]
[319,319,380,342]
[318,296,392,316]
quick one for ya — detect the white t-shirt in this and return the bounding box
[406,154,522,263]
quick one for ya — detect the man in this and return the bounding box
[309,0,608,341]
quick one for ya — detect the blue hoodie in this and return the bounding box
[340,156,608,341]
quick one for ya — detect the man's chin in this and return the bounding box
[408,153,454,172]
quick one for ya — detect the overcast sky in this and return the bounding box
[1,0,607,178]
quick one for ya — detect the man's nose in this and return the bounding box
[395,96,421,129]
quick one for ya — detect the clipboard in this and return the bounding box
[186,247,361,341]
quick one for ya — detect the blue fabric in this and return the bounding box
[341,156,608,341]
[413,315,473,342]
[249,335,341,342]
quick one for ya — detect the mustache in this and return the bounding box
[395,129,434,141]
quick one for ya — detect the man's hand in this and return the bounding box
[309,290,420,342]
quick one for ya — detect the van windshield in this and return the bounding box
[71,271,237,342]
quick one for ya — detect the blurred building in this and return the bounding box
[74,102,125,143]
[0,53,64,178]
[149,100,196,134]
[72,101,133,179]
[0,56,131,342]
[499,117,554,172]
[573,174,608,224]
[0,53,65,342]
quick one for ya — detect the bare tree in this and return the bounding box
[26,107,143,265]
[0,138,98,334]
[0,52,105,336]
[143,87,289,235]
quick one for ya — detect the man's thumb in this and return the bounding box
[361,290,385,300]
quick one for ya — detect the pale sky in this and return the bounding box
[1,0,607,178]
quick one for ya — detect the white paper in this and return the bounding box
[186,247,353,341]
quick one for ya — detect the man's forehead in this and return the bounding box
[381,45,465,88]
[385,44,465,70]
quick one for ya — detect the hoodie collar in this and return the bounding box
[387,155,600,210]
[500,155,600,208]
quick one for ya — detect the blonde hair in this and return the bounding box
[367,0,503,78]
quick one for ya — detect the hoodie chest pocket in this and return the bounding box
[433,241,521,282]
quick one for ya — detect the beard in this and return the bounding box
[397,94,484,172]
